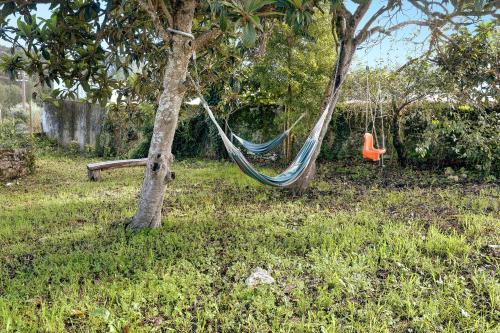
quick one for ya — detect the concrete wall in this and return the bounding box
[42,100,106,150]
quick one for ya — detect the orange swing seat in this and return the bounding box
[362,133,385,161]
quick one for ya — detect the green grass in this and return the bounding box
[0,154,498,332]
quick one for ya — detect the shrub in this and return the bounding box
[96,102,155,158]
[68,140,80,155]
[0,120,32,149]
[405,104,499,175]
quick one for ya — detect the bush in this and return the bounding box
[0,120,33,149]
[404,104,499,176]
[130,112,226,160]
[68,140,80,155]
[319,106,360,161]
[96,102,155,158]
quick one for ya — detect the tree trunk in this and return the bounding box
[391,97,407,167]
[128,1,196,230]
[289,37,356,190]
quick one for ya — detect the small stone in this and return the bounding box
[245,267,275,286]
[444,167,454,176]
[461,309,470,318]
[486,245,500,257]
[5,182,13,187]
[283,284,297,294]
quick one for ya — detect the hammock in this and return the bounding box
[230,113,304,155]
[191,74,337,187]
[190,47,343,187]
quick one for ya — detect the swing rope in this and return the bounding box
[377,80,386,166]
[365,67,380,148]
[362,65,386,164]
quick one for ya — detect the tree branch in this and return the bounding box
[157,0,173,27]
[193,25,221,51]
[352,0,372,29]
[356,0,498,45]
[137,0,171,43]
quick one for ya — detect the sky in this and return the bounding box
[0,1,489,71]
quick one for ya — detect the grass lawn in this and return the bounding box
[0,154,498,332]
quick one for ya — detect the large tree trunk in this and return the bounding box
[290,37,356,190]
[391,97,407,167]
[128,1,196,230]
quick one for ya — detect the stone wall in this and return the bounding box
[42,100,106,150]
[0,148,35,180]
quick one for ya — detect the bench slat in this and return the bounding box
[87,158,148,171]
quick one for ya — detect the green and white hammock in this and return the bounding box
[191,76,341,187]
[190,51,342,187]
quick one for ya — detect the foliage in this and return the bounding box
[249,12,334,137]
[0,0,294,104]
[171,113,226,160]
[408,104,499,175]
[0,154,498,331]
[129,112,226,160]
[208,10,334,161]
[434,22,498,107]
[0,82,22,111]
[98,102,226,160]
[319,105,357,161]
[96,102,155,158]
[0,119,32,149]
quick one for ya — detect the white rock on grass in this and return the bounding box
[245,267,275,286]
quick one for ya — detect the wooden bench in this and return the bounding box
[87,158,148,181]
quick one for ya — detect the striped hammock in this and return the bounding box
[192,77,335,187]
[230,113,304,155]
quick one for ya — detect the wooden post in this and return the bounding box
[21,74,26,113]
[88,169,101,181]
[28,98,33,135]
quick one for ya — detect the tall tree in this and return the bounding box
[0,0,284,229]
[387,61,444,166]
[234,12,335,161]
[1,0,496,229]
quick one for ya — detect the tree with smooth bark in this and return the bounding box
[1,0,497,229]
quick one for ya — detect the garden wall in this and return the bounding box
[42,100,105,150]
[0,148,34,180]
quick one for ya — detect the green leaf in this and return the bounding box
[219,11,228,31]
[41,48,50,60]
[241,21,257,48]
[17,18,29,36]
[245,0,276,13]
[248,15,262,31]
[81,80,91,92]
